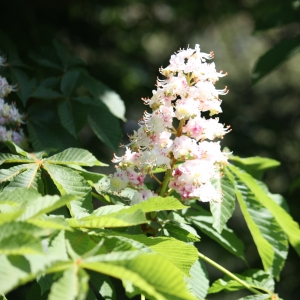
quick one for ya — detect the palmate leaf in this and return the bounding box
[81,252,196,300]
[229,165,300,257]
[210,168,236,233]
[229,166,290,276]
[229,155,280,180]
[48,266,89,300]
[96,196,188,216]
[0,253,62,295]
[89,196,187,217]
[0,153,33,165]
[0,188,40,204]
[75,196,188,228]
[0,233,43,255]
[208,269,275,295]
[0,222,49,240]
[88,104,122,151]
[60,70,82,97]
[5,165,41,190]
[185,259,209,300]
[43,163,93,218]
[0,163,33,183]
[11,67,35,105]
[19,194,78,221]
[0,255,34,295]
[70,209,148,228]
[46,148,106,167]
[106,233,198,277]
[184,204,246,261]
[58,100,87,138]
[252,35,300,84]
[4,141,31,157]
[88,271,116,300]
[28,216,71,231]
[163,222,200,242]
[82,73,126,121]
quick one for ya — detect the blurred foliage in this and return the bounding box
[1,0,300,299]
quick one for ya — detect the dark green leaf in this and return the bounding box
[60,70,82,97]
[88,104,122,151]
[58,100,87,138]
[31,86,63,100]
[252,35,300,84]
[82,74,126,121]
[11,68,35,105]
[29,46,63,71]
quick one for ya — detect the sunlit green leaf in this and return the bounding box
[185,260,209,300]
[82,252,196,300]
[184,204,246,261]
[210,168,236,233]
[43,163,92,218]
[46,148,105,167]
[229,155,280,179]
[208,269,274,295]
[229,164,300,258]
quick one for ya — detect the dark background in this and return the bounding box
[1,0,300,299]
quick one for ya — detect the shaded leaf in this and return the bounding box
[29,46,63,71]
[82,74,126,121]
[11,68,35,105]
[60,70,82,97]
[58,100,87,138]
[252,35,300,84]
[31,86,63,100]
[88,104,122,151]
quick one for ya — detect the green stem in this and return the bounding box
[159,169,172,197]
[198,252,272,296]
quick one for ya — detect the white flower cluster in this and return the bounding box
[0,56,26,146]
[109,45,230,204]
